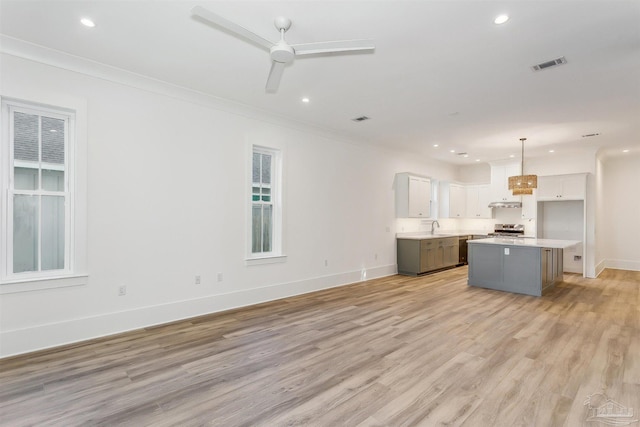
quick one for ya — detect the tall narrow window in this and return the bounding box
[2,101,73,279]
[250,145,282,258]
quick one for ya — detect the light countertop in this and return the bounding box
[396,231,491,240]
[468,237,580,249]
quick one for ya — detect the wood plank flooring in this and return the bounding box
[1,267,639,426]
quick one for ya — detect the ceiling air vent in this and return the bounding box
[531,56,567,72]
[352,116,370,122]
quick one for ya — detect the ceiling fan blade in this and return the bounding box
[191,6,274,50]
[265,61,286,92]
[291,39,375,56]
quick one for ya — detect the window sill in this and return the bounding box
[245,255,287,266]
[0,274,88,294]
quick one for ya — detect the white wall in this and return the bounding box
[456,163,490,183]
[599,152,640,271]
[0,51,458,357]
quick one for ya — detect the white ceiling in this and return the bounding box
[1,0,639,164]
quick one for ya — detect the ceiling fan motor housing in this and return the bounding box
[271,43,295,63]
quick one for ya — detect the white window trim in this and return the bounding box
[246,144,286,264]
[1,96,88,290]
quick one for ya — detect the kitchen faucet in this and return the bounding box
[431,220,440,234]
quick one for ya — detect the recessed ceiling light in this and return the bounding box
[475,159,481,162]
[463,154,469,158]
[301,97,310,103]
[549,149,555,153]
[623,149,630,153]
[509,154,515,158]
[450,149,456,153]
[433,144,439,148]
[49,129,57,133]
[80,18,95,28]
[494,14,509,25]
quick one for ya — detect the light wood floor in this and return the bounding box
[1,267,639,426]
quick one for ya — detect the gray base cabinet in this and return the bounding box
[468,244,563,296]
[397,237,459,276]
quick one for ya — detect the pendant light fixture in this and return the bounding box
[508,137,537,196]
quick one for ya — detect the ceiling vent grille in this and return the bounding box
[531,56,567,72]
[352,116,370,122]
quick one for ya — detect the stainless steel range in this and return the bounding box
[488,224,525,237]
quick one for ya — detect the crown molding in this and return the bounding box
[0,34,367,147]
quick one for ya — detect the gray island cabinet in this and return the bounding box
[467,238,580,296]
[397,235,459,276]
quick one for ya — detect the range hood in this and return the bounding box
[488,201,522,209]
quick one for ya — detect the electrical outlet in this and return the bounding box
[217,272,223,282]
[374,253,378,260]
[324,259,328,267]
[195,275,201,285]
[118,285,127,296]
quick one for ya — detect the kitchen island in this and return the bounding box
[467,238,580,296]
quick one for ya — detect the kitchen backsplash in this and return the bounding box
[395,209,537,236]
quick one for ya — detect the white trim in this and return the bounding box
[595,259,606,277]
[0,274,88,294]
[605,259,640,272]
[0,35,371,151]
[0,264,397,358]
[1,100,74,282]
[245,255,288,266]
[248,145,284,259]
[0,86,89,294]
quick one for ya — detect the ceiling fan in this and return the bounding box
[191,6,375,92]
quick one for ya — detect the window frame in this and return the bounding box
[246,144,285,264]
[1,98,78,285]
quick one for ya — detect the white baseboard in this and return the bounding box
[0,264,397,358]
[595,259,607,277]
[605,259,640,272]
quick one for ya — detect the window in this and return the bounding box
[249,145,283,261]
[1,100,74,282]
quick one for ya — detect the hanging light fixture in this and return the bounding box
[508,137,537,195]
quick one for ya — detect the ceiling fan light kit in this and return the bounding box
[508,137,538,196]
[191,6,375,92]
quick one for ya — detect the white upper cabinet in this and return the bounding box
[537,173,586,201]
[449,184,466,218]
[465,184,492,218]
[490,163,521,202]
[396,173,432,218]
